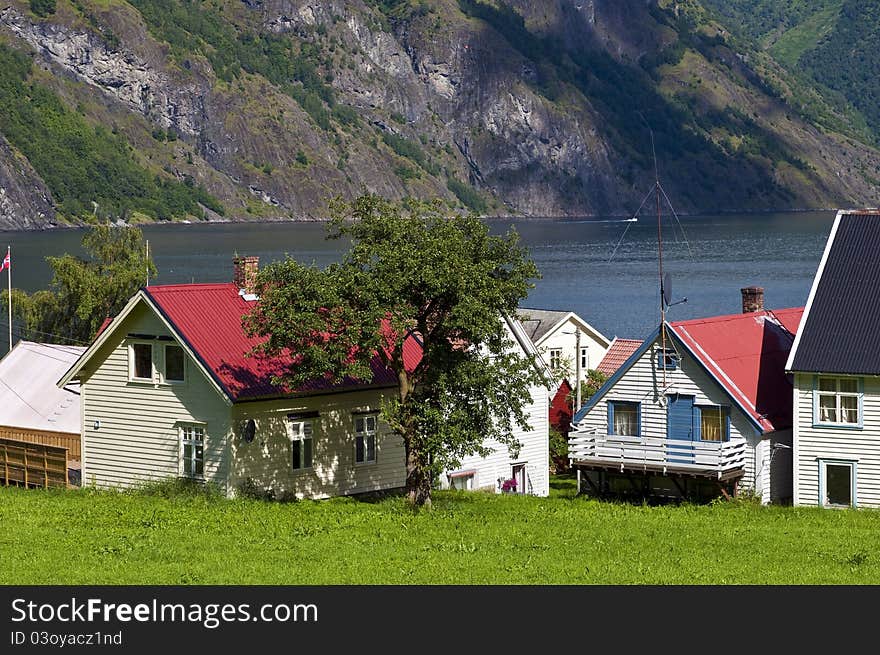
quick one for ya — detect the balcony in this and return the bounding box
[568,430,747,481]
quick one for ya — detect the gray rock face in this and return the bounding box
[1,6,206,138]
[0,0,878,228]
[0,135,56,230]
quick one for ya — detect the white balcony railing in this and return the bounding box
[568,430,747,478]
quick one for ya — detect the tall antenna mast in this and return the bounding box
[650,128,668,390]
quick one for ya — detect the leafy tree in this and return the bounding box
[243,194,543,507]
[4,225,156,345]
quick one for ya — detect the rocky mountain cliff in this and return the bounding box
[1,0,879,230]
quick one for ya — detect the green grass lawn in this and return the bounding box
[3,475,880,584]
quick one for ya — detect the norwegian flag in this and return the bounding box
[0,250,8,273]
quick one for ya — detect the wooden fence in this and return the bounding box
[1,437,69,489]
[0,425,80,461]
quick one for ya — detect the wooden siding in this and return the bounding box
[79,302,230,493]
[0,425,80,461]
[1,437,68,488]
[230,389,404,499]
[794,373,880,507]
[538,318,609,379]
[577,337,766,495]
[444,382,550,496]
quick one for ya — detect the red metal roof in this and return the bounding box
[669,307,804,433]
[144,283,422,402]
[596,338,642,377]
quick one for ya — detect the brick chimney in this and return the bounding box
[741,286,764,313]
[233,255,259,295]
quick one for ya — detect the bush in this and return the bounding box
[446,176,487,214]
[135,477,223,500]
[30,0,56,17]
[549,428,569,474]
[236,477,276,501]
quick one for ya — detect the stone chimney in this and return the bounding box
[741,286,764,313]
[233,255,259,295]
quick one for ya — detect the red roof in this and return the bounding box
[669,307,804,433]
[596,338,642,377]
[144,284,422,401]
[549,380,573,434]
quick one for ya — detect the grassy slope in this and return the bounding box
[768,2,841,68]
[3,476,880,584]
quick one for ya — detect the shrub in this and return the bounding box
[30,0,56,17]
[549,428,569,474]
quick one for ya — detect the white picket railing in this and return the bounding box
[568,430,747,477]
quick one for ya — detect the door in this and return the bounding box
[511,463,527,495]
[666,394,695,463]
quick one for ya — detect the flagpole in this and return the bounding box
[6,245,11,353]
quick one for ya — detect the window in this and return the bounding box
[180,424,205,477]
[355,414,377,464]
[608,401,640,436]
[698,406,729,442]
[448,471,475,491]
[580,347,589,370]
[164,344,185,383]
[819,460,856,508]
[549,349,563,370]
[130,342,153,380]
[289,420,313,471]
[815,377,861,426]
[657,349,679,370]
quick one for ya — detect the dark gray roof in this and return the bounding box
[789,212,880,375]
[516,308,570,343]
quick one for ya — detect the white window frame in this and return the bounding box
[818,459,857,508]
[354,414,378,464]
[163,343,186,384]
[180,423,206,479]
[448,470,476,491]
[813,376,862,428]
[580,346,589,370]
[549,348,563,371]
[128,340,155,382]
[289,419,314,472]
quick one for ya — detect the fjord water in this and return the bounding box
[2,211,835,350]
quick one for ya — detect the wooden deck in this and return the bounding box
[1,437,69,489]
[568,432,747,481]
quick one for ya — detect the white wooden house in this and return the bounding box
[58,258,550,499]
[517,309,610,382]
[786,210,880,508]
[569,290,801,503]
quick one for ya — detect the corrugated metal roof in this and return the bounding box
[516,308,570,343]
[0,341,84,434]
[669,307,804,433]
[596,338,642,376]
[145,284,422,402]
[789,213,880,374]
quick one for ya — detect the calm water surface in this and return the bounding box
[1,211,835,353]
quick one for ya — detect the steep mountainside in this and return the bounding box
[1,0,879,229]
[703,0,880,145]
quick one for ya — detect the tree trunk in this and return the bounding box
[405,439,432,508]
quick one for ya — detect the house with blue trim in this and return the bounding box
[569,288,801,503]
[786,210,880,508]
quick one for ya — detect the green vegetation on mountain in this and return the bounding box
[703,0,880,143]
[0,43,222,221]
